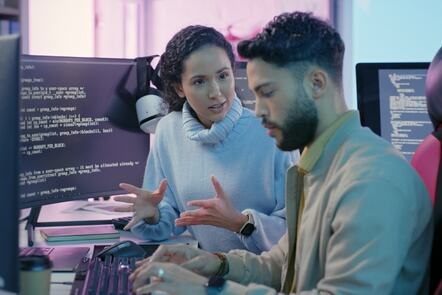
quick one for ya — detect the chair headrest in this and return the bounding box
[426,46,442,130]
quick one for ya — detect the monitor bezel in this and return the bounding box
[0,34,20,294]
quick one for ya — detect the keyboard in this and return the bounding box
[71,255,139,295]
[70,244,159,295]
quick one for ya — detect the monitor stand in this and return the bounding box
[26,206,113,246]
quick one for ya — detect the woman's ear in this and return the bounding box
[174,84,185,98]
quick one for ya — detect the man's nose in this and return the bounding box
[254,98,267,118]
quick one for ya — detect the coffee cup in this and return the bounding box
[19,255,52,295]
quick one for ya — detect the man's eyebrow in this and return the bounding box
[253,82,273,93]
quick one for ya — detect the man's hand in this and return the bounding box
[175,176,248,232]
[131,262,208,295]
[112,179,167,230]
[133,244,221,278]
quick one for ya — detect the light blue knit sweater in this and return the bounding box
[131,97,297,253]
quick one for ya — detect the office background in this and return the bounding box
[17,0,442,111]
[0,1,440,293]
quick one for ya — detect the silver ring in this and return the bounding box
[157,268,165,279]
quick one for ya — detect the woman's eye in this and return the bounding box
[219,72,229,80]
[262,91,274,98]
[192,79,205,86]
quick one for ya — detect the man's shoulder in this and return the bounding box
[329,128,429,203]
[339,130,413,176]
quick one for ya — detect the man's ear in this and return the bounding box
[306,69,327,99]
[174,84,185,98]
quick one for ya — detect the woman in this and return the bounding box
[114,25,297,253]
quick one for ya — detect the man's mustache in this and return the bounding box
[261,116,281,129]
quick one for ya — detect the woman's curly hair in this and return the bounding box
[159,25,235,112]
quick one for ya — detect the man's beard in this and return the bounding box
[275,88,318,151]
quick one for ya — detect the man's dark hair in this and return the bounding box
[238,12,345,85]
[159,25,235,112]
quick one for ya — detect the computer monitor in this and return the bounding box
[0,34,20,294]
[19,55,149,209]
[234,61,255,111]
[356,62,433,161]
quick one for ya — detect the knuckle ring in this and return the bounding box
[157,268,165,278]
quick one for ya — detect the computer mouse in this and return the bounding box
[111,216,132,231]
[96,240,146,259]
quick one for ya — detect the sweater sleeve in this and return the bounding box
[238,150,299,252]
[130,134,186,241]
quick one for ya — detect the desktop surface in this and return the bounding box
[19,200,197,295]
[19,246,90,272]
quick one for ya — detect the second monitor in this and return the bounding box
[356,62,433,161]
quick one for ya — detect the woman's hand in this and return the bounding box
[112,179,167,230]
[175,176,247,232]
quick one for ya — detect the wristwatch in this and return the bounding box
[239,212,256,236]
[205,275,226,295]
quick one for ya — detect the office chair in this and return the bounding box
[410,45,442,295]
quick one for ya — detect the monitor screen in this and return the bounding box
[356,62,433,161]
[19,55,150,209]
[0,34,20,294]
[234,61,255,111]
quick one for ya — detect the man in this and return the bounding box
[129,12,432,295]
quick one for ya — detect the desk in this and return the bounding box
[19,201,197,295]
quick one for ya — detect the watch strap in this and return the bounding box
[206,275,226,295]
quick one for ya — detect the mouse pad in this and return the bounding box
[92,243,160,258]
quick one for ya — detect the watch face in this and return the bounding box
[240,223,255,236]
